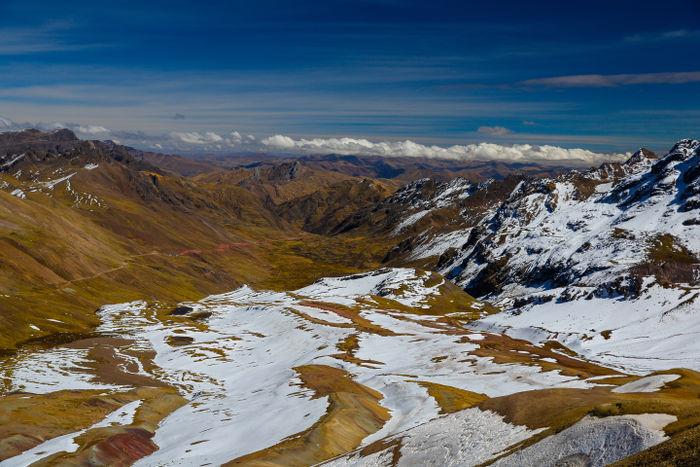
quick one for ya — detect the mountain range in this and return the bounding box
[1,129,699,466]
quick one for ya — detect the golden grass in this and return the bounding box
[417,381,488,414]
[65,336,167,388]
[0,390,132,461]
[0,231,392,353]
[287,307,354,329]
[0,159,397,352]
[362,271,497,319]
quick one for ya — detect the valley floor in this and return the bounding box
[2,268,699,466]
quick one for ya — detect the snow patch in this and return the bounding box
[612,374,680,393]
[10,189,25,199]
[392,210,431,235]
[494,413,676,467]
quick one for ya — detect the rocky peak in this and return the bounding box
[625,148,658,166]
[390,177,431,198]
[252,160,304,183]
[0,128,78,150]
[0,128,157,174]
[651,139,700,174]
[385,177,476,210]
[671,138,700,154]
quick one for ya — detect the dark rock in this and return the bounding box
[171,305,194,315]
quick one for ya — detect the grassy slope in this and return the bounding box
[0,158,394,353]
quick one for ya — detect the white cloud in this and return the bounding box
[170,131,224,145]
[168,129,257,149]
[261,134,297,149]
[261,134,628,164]
[76,125,110,135]
[477,126,511,136]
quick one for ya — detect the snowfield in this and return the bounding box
[4,268,612,466]
[473,282,700,373]
[324,407,545,467]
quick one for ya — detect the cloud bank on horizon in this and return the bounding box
[259,134,628,164]
[0,115,628,164]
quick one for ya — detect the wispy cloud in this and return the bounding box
[624,29,700,43]
[477,126,511,136]
[0,63,572,143]
[520,71,700,88]
[0,23,103,55]
[76,125,110,135]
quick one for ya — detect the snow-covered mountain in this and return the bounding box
[444,143,699,298]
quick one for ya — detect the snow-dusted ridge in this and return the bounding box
[0,148,106,208]
[445,141,700,295]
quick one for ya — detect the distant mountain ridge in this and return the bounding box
[143,149,580,181]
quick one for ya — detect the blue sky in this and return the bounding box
[0,0,699,158]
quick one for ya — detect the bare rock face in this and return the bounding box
[0,128,157,174]
[0,128,78,147]
[0,129,81,166]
